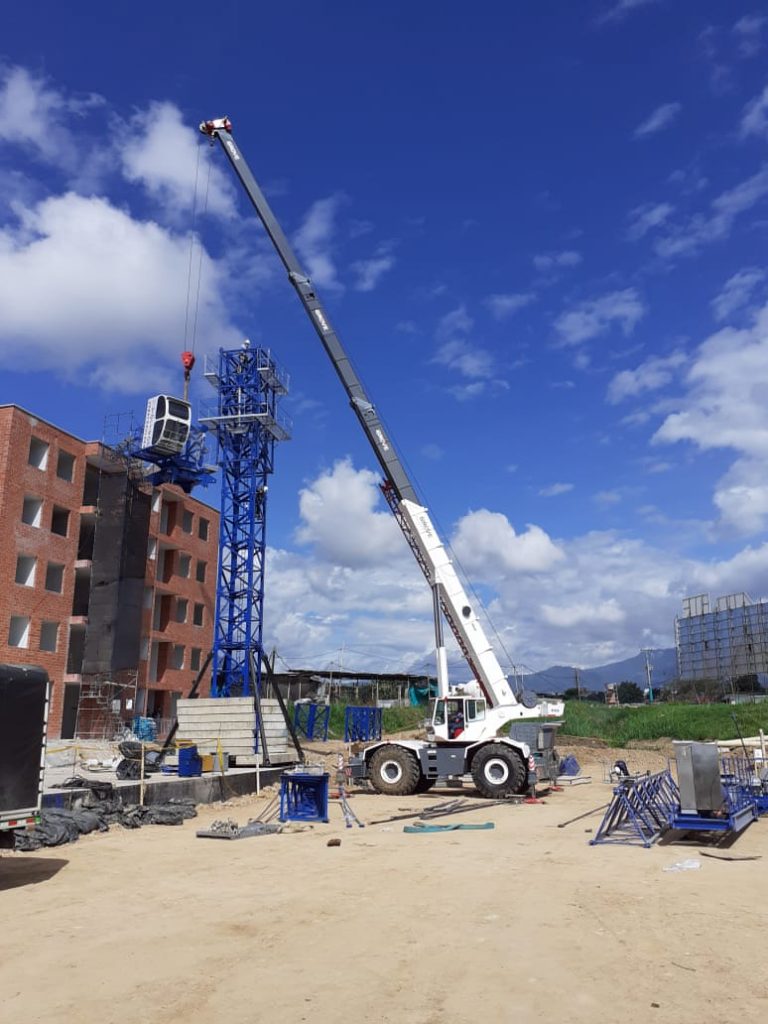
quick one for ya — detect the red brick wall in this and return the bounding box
[0,407,86,735]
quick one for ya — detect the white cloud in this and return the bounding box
[118,101,235,218]
[421,443,444,461]
[295,458,404,568]
[541,598,625,628]
[555,288,646,346]
[633,102,681,138]
[607,351,686,403]
[596,0,659,26]
[594,490,622,505]
[0,192,239,391]
[711,268,766,321]
[733,15,767,57]
[656,166,768,259]
[436,305,473,340]
[294,195,344,290]
[484,292,535,319]
[654,301,768,532]
[741,84,768,141]
[451,510,564,575]
[538,483,574,497]
[626,202,674,241]
[261,460,768,672]
[0,64,102,172]
[532,250,582,271]
[434,305,496,382]
[351,243,395,291]
[436,340,494,379]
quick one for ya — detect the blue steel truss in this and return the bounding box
[200,342,290,697]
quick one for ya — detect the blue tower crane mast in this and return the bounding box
[200,341,290,697]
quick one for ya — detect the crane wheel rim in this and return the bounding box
[379,759,404,784]
[483,757,510,784]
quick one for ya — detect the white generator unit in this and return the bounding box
[142,395,192,456]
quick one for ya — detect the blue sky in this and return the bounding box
[3,0,768,679]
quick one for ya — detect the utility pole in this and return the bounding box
[574,667,582,700]
[642,648,654,703]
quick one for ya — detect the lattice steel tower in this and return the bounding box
[200,341,290,697]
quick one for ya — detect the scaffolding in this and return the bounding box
[74,672,139,740]
[200,343,290,697]
[675,592,768,692]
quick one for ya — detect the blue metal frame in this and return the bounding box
[279,771,329,822]
[200,344,290,698]
[293,703,330,741]
[590,770,680,848]
[344,706,383,743]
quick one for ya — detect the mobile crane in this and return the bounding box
[200,117,544,798]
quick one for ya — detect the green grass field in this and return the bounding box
[559,700,768,746]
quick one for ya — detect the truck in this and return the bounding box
[0,664,50,846]
[201,116,550,798]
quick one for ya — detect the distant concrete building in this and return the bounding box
[675,592,768,689]
[0,405,218,739]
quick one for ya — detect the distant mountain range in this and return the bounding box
[520,648,678,695]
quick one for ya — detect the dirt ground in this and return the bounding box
[2,747,767,1024]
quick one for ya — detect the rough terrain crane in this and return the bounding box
[201,116,544,798]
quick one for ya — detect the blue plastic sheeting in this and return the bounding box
[559,754,580,776]
[344,706,382,743]
[131,717,157,742]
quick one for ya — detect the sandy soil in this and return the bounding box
[2,752,767,1024]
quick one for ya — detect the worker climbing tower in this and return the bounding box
[200,341,290,697]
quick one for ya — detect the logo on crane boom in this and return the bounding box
[313,309,330,332]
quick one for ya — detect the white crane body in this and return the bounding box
[201,116,549,797]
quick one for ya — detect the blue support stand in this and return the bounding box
[344,706,383,743]
[590,770,680,847]
[200,344,290,699]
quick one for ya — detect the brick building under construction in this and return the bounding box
[0,405,218,739]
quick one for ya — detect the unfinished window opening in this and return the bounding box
[8,615,31,648]
[175,598,188,623]
[171,644,185,670]
[77,519,95,560]
[177,553,191,578]
[15,554,37,587]
[196,560,207,583]
[198,517,210,541]
[39,621,59,652]
[190,648,202,672]
[151,489,162,514]
[193,603,204,627]
[56,450,75,482]
[82,464,100,506]
[182,509,193,533]
[28,437,49,470]
[51,506,70,537]
[22,496,43,528]
[45,563,65,593]
[148,537,158,561]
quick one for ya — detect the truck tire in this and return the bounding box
[368,745,421,796]
[415,775,437,793]
[471,744,526,798]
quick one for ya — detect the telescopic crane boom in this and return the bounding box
[201,118,541,785]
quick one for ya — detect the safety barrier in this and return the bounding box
[293,702,330,742]
[344,706,382,743]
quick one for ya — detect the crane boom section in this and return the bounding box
[201,117,520,711]
[200,119,416,505]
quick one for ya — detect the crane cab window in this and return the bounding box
[465,699,486,722]
[433,700,446,726]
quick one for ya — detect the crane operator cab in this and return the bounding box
[142,395,192,457]
[432,695,487,742]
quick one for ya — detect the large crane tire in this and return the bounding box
[368,745,421,796]
[471,744,526,798]
[415,775,437,793]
